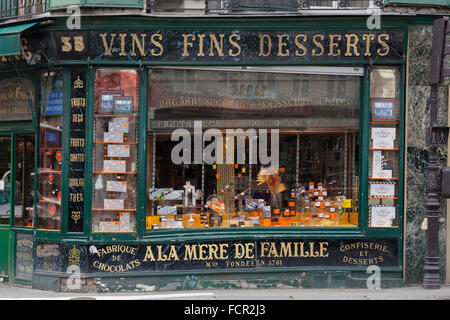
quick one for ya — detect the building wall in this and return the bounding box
[405,23,448,284]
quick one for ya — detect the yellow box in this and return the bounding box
[146,216,160,229]
[342,199,352,208]
[349,212,358,225]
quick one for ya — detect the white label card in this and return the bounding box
[372,127,396,149]
[103,160,126,173]
[371,206,395,227]
[106,181,127,192]
[107,144,130,158]
[104,199,124,210]
[370,183,395,197]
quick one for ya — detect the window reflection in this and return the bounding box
[147,68,360,229]
[37,71,63,230]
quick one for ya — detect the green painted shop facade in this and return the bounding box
[0,13,430,291]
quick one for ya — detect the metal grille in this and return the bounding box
[0,0,382,21]
[147,0,382,12]
[1,0,46,19]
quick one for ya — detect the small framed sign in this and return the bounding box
[113,96,133,114]
[98,90,123,114]
[371,98,396,122]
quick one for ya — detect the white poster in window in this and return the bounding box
[109,120,129,134]
[107,144,130,158]
[372,150,392,178]
[370,183,395,197]
[119,212,132,231]
[372,127,396,149]
[371,206,395,227]
[103,160,126,173]
[104,199,124,210]
[104,131,123,143]
[106,181,127,193]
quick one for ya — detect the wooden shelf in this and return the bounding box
[92,231,136,233]
[369,177,399,180]
[369,148,399,151]
[38,170,62,174]
[93,171,137,174]
[94,114,137,117]
[39,199,61,204]
[370,121,399,125]
[368,197,398,200]
[92,208,136,212]
[94,141,137,144]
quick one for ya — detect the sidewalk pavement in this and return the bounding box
[1,283,450,300]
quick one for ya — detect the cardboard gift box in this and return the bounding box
[157,205,177,215]
[119,212,132,232]
[262,206,271,218]
[149,188,183,200]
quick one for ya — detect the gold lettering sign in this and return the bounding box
[0,79,34,121]
[55,31,400,59]
[86,240,396,273]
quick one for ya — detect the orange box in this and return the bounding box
[146,216,160,229]
[278,217,290,226]
[261,218,271,227]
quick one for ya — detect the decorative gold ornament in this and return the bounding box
[256,167,286,194]
[68,244,81,267]
[71,211,81,224]
[73,76,84,89]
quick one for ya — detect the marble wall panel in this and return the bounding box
[405,24,448,284]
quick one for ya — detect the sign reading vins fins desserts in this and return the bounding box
[68,71,86,232]
[55,30,405,62]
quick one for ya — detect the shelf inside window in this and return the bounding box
[94,114,137,117]
[92,208,136,212]
[368,197,398,200]
[94,141,137,144]
[39,199,61,203]
[93,171,137,174]
[370,121,399,125]
[38,169,62,174]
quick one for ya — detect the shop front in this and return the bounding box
[0,17,407,291]
[0,76,37,284]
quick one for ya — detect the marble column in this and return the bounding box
[405,24,448,284]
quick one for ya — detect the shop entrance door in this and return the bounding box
[14,134,35,228]
[0,135,12,279]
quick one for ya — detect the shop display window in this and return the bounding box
[92,69,139,233]
[37,71,64,230]
[14,134,35,227]
[0,136,11,225]
[368,67,400,228]
[147,67,360,229]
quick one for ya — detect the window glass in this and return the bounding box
[0,136,11,225]
[37,71,64,230]
[368,67,400,228]
[92,69,139,233]
[14,134,35,227]
[147,68,360,229]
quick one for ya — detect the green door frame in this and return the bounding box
[0,132,12,282]
[0,128,36,284]
[11,131,36,285]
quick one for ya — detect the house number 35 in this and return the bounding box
[61,36,85,53]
